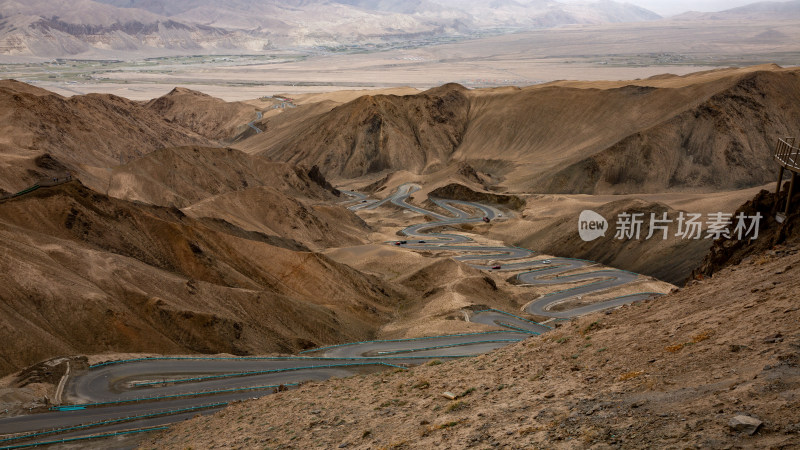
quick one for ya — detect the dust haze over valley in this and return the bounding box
[1,0,800,449]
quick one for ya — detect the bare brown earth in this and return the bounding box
[144,87,258,142]
[238,65,800,196]
[0,79,212,194]
[515,198,713,285]
[0,181,400,376]
[692,182,800,280]
[428,183,525,211]
[107,145,364,250]
[251,83,471,178]
[107,145,335,208]
[147,239,800,449]
[184,187,369,251]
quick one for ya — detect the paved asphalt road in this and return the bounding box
[0,185,659,447]
[384,184,661,318]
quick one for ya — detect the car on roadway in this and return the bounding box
[482,217,490,223]
[418,240,425,244]
[395,240,407,246]
[491,264,501,270]
[542,259,551,264]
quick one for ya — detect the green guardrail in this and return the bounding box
[0,425,169,450]
[0,402,226,445]
[132,362,406,387]
[52,383,298,410]
[10,185,40,198]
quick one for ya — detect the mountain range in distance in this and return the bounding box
[0,0,717,58]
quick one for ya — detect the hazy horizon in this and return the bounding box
[561,0,781,16]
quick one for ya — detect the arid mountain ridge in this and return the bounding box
[0,77,397,376]
[244,65,800,195]
[0,64,795,378]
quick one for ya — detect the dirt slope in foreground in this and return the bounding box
[149,245,800,449]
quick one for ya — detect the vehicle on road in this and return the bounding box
[482,217,490,223]
[492,264,501,270]
[542,259,551,264]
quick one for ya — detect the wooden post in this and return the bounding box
[776,166,785,196]
[786,172,797,215]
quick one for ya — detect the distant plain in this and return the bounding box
[2,18,799,100]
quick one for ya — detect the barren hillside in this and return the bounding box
[107,146,336,208]
[241,65,800,195]
[106,145,366,250]
[183,187,369,251]
[145,88,257,142]
[539,70,800,194]
[0,181,399,375]
[254,83,471,179]
[513,198,714,285]
[0,79,210,193]
[148,223,800,449]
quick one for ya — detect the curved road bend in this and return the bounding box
[247,111,263,134]
[0,184,658,446]
[0,315,541,445]
[376,183,663,318]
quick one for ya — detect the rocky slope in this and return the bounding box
[539,69,800,194]
[514,197,713,285]
[0,181,398,376]
[183,186,369,251]
[256,84,471,179]
[107,146,335,208]
[243,66,800,195]
[691,182,800,281]
[146,228,800,449]
[0,79,211,193]
[106,145,364,250]
[144,88,257,142]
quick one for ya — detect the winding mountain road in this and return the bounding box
[377,183,663,318]
[247,111,263,133]
[0,184,661,447]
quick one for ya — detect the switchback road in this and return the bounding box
[0,184,660,447]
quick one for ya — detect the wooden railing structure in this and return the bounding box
[775,137,800,221]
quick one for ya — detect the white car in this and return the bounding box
[542,259,551,264]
